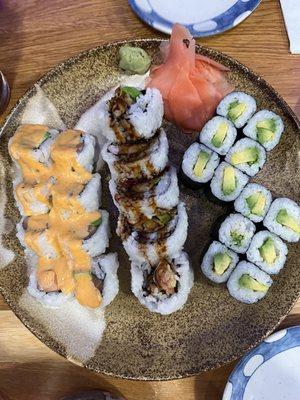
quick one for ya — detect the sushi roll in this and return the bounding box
[219,213,256,253]
[234,183,272,223]
[201,241,239,283]
[263,198,300,242]
[91,253,119,307]
[210,162,249,202]
[227,261,273,304]
[15,180,53,216]
[102,128,169,182]
[246,231,288,274]
[199,116,237,155]
[118,202,188,265]
[109,166,179,224]
[243,110,284,150]
[217,92,257,128]
[99,86,164,143]
[131,252,194,315]
[225,138,266,177]
[82,210,110,257]
[181,143,220,185]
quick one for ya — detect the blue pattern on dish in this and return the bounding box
[129,0,261,37]
[223,326,300,400]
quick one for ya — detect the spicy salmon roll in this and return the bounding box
[234,183,272,223]
[210,162,249,202]
[181,143,220,185]
[217,92,257,128]
[99,86,164,143]
[201,241,239,284]
[118,202,188,265]
[225,138,266,177]
[109,166,179,224]
[263,198,300,242]
[227,261,272,304]
[219,213,256,254]
[102,128,169,182]
[246,231,288,275]
[131,252,193,315]
[243,110,284,150]
[199,116,237,155]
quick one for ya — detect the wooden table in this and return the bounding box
[0,0,300,398]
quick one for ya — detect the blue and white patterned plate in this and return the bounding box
[223,326,300,400]
[129,0,261,37]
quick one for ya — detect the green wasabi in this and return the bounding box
[119,45,151,75]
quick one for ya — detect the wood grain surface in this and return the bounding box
[0,0,300,399]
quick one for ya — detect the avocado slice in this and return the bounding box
[157,213,172,225]
[239,274,269,292]
[121,86,141,101]
[227,101,247,122]
[230,231,244,247]
[222,166,236,195]
[246,192,266,216]
[211,122,228,148]
[231,147,259,166]
[213,252,232,275]
[259,238,277,265]
[257,119,276,131]
[257,128,275,144]
[193,150,210,177]
[276,209,300,233]
[91,217,102,227]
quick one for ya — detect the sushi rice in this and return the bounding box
[83,210,110,257]
[246,230,288,274]
[217,92,257,128]
[263,198,300,242]
[234,183,272,223]
[225,138,266,177]
[219,213,256,254]
[210,162,249,202]
[182,142,220,184]
[227,261,273,304]
[243,110,284,150]
[131,251,193,315]
[199,116,237,156]
[201,241,239,284]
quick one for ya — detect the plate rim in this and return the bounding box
[0,38,300,381]
[128,0,262,37]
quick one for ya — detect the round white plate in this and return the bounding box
[129,0,261,37]
[223,326,300,400]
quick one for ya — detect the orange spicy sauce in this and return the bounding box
[10,126,102,308]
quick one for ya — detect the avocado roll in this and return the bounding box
[234,183,272,223]
[82,210,110,257]
[225,138,266,177]
[101,128,168,182]
[109,166,179,225]
[99,86,164,143]
[243,110,284,150]
[263,198,300,242]
[210,162,249,202]
[246,231,288,275]
[131,252,193,315]
[92,253,119,307]
[201,241,239,283]
[219,213,256,253]
[118,202,188,265]
[227,261,273,304]
[199,116,237,155]
[181,143,220,185]
[217,92,257,128]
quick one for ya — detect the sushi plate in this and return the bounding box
[223,326,300,400]
[129,0,261,37]
[0,39,300,380]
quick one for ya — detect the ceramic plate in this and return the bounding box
[223,326,300,400]
[0,39,299,380]
[129,0,261,37]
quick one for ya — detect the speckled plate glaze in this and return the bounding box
[129,0,261,37]
[0,39,299,381]
[223,326,300,399]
